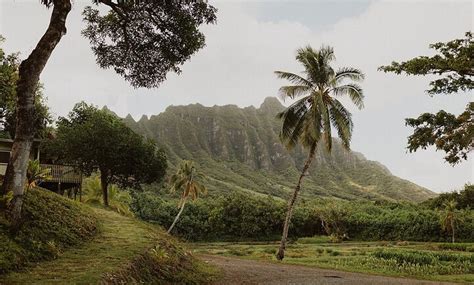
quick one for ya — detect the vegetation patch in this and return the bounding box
[103,239,218,284]
[438,243,474,252]
[1,195,217,284]
[192,241,474,282]
[133,189,474,243]
[0,188,98,274]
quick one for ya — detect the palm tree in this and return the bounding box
[275,45,364,260]
[167,160,207,234]
[82,175,133,216]
[440,200,458,243]
[26,160,51,190]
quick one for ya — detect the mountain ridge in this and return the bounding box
[122,97,435,202]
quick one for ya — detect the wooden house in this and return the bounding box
[0,138,82,199]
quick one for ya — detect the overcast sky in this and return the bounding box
[0,0,472,193]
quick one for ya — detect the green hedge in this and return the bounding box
[132,191,474,242]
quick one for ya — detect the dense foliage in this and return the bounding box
[44,102,167,206]
[0,188,98,274]
[405,104,473,165]
[0,37,51,139]
[82,0,217,88]
[380,32,473,165]
[82,175,133,216]
[132,191,474,242]
[379,32,473,95]
[422,184,473,209]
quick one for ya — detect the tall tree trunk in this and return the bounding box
[168,197,187,234]
[100,172,109,207]
[276,143,317,261]
[451,219,455,243]
[2,0,72,225]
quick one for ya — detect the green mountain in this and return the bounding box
[123,97,435,202]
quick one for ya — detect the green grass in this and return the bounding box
[0,190,218,284]
[191,237,474,283]
[0,188,98,274]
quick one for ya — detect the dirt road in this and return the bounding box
[200,255,455,285]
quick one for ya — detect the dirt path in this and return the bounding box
[200,255,455,285]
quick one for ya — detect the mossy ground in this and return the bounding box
[0,189,218,284]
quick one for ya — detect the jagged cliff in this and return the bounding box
[123,97,435,202]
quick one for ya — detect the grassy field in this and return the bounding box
[191,237,474,283]
[1,205,218,284]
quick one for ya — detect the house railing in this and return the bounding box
[40,164,82,184]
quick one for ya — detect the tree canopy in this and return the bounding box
[379,32,473,165]
[379,32,473,95]
[81,0,217,88]
[45,102,167,205]
[0,37,51,139]
[276,45,364,151]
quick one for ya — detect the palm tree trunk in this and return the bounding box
[100,172,109,207]
[2,0,71,226]
[276,143,316,261]
[451,219,455,243]
[168,197,187,234]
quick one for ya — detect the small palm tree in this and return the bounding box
[440,200,458,243]
[82,175,133,216]
[275,45,364,260]
[167,160,207,234]
[26,160,51,190]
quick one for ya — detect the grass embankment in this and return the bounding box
[0,189,217,284]
[192,237,474,283]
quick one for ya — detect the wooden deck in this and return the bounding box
[40,164,82,184]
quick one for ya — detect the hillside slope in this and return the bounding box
[0,190,217,284]
[124,97,435,202]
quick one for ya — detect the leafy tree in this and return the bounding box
[440,200,458,243]
[3,0,216,223]
[0,37,51,140]
[275,45,365,260]
[379,32,473,165]
[316,202,350,242]
[167,160,207,234]
[45,102,167,206]
[423,184,474,210]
